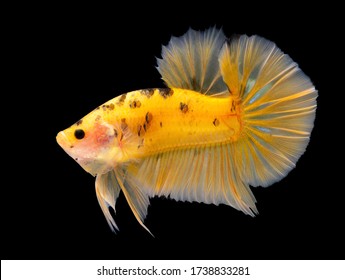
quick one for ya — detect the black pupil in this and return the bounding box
[74,129,85,139]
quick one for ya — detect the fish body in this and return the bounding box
[57,28,317,234]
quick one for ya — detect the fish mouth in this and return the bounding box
[56,131,70,150]
[56,131,96,175]
[56,131,76,159]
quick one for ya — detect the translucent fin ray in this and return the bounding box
[157,27,228,95]
[114,167,153,236]
[219,35,317,187]
[128,144,258,216]
[95,171,121,232]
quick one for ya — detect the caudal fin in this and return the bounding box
[219,35,317,187]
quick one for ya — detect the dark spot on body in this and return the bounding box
[231,100,236,112]
[95,106,100,110]
[137,125,143,137]
[143,123,147,131]
[129,100,141,109]
[158,88,174,99]
[121,118,128,130]
[70,145,74,148]
[137,138,144,149]
[95,115,101,121]
[102,105,107,111]
[129,100,136,108]
[160,122,162,128]
[75,158,78,161]
[109,103,115,110]
[180,102,188,113]
[76,119,83,126]
[114,129,118,137]
[145,112,153,123]
[140,88,155,98]
[117,94,127,106]
[213,118,220,127]
[119,132,124,141]
[120,94,127,102]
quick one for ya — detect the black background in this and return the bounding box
[3,4,342,260]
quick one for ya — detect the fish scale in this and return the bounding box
[97,88,241,159]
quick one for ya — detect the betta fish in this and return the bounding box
[56,27,317,234]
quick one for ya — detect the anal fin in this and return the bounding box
[130,144,258,217]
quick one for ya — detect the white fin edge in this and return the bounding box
[95,171,121,232]
[127,144,258,217]
[114,167,153,236]
[218,35,317,187]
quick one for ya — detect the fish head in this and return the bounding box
[56,113,121,176]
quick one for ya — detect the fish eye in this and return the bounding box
[74,129,85,140]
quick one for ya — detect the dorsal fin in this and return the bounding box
[156,27,228,95]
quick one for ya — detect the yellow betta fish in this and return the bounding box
[56,27,317,234]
